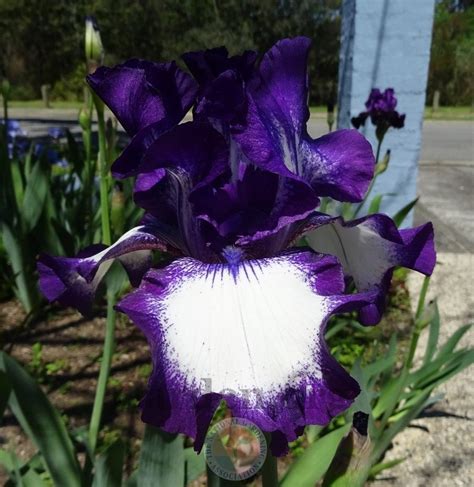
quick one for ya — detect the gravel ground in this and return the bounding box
[371,251,474,486]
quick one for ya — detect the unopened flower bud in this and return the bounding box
[375,149,390,176]
[78,107,91,131]
[85,16,104,73]
[1,78,10,101]
[111,185,125,235]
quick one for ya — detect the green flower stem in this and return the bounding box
[1,87,17,216]
[93,93,111,246]
[352,137,383,218]
[88,90,116,454]
[261,435,278,487]
[82,95,95,244]
[89,292,116,453]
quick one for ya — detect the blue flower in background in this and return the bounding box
[48,127,66,140]
[1,119,27,159]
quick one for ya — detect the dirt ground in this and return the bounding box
[0,299,151,482]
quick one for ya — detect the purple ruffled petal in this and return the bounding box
[193,163,318,256]
[182,47,257,86]
[88,59,196,136]
[117,250,376,455]
[88,60,197,178]
[232,37,375,202]
[37,225,169,316]
[133,122,230,260]
[305,213,436,325]
[183,48,257,126]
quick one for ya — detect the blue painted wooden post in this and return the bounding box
[337,0,435,224]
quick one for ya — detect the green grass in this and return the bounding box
[9,99,83,109]
[424,105,473,121]
[7,100,474,120]
[309,105,473,121]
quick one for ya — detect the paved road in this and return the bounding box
[9,109,474,252]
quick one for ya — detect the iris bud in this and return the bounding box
[111,185,125,235]
[85,16,104,73]
[1,78,10,101]
[78,107,91,131]
[375,149,390,176]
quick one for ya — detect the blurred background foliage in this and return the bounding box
[1,0,471,106]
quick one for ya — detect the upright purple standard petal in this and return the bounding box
[193,163,318,256]
[232,37,375,202]
[38,225,169,316]
[117,250,376,456]
[87,60,197,178]
[133,122,230,260]
[182,48,257,125]
[305,214,436,325]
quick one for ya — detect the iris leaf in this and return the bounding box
[392,197,419,227]
[184,448,205,485]
[436,324,472,360]
[422,301,440,365]
[0,352,82,487]
[369,457,406,479]
[280,423,351,487]
[92,438,125,487]
[136,426,184,487]
[368,194,383,214]
[22,159,49,231]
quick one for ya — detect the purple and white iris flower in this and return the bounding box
[37,37,435,456]
[351,88,406,138]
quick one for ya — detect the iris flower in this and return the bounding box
[351,88,406,137]
[37,37,435,455]
[1,119,27,159]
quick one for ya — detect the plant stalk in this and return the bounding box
[353,138,383,218]
[261,435,278,487]
[88,90,116,454]
[89,292,116,453]
[94,94,111,245]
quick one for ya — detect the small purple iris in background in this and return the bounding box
[48,127,66,140]
[351,88,406,139]
[37,38,435,456]
[1,119,27,159]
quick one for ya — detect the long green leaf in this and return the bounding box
[0,222,36,311]
[184,448,205,485]
[368,194,383,214]
[369,457,406,479]
[280,423,351,487]
[22,159,49,231]
[0,370,11,419]
[422,301,440,365]
[392,197,419,227]
[0,352,82,487]
[137,426,184,487]
[0,451,47,487]
[436,324,472,359]
[93,439,125,487]
[372,389,432,460]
